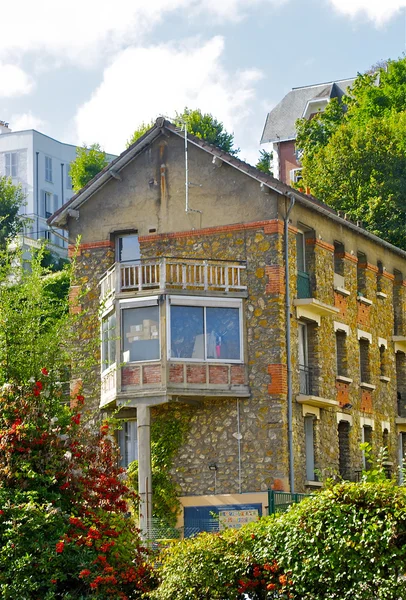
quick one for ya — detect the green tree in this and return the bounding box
[256,149,273,175]
[70,143,108,192]
[127,109,239,156]
[0,176,25,249]
[296,57,406,249]
[126,120,155,147]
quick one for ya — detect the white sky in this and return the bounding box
[1,0,406,165]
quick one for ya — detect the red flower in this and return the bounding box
[55,541,64,553]
[35,381,43,390]
[79,569,91,578]
[76,394,85,404]
[51,579,57,584]
[0,510,4,515]
[41,368,49,376]
[71,414,81,425]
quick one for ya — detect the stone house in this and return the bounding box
[49,118,406,533]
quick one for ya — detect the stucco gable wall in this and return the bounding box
[68,133,279,244]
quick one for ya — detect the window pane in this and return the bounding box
[122,306,159,362]
[119,421,138,468]
[102,312,116,370]
[206,307,240,360]
[296,232,305,272]
[118,235,140,262]
[171,306,204,359]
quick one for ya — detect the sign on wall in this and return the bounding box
[218,508,259,530]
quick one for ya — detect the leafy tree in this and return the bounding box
[70,143,108,192]
[127,120,154,147]
[0,176,25,249]
[296,57,406,249]
[127,109,239,156]
[256,149,273,175]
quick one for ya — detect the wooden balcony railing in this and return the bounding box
[100,258,247,299]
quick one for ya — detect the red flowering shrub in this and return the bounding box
[0,374,156,599]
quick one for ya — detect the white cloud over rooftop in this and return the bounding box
[328,0,406,25]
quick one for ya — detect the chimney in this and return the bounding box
[0,120,11,134]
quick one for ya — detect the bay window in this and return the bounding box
[169,297,242,362]
[121,299,160,362]
[101,311,116,372]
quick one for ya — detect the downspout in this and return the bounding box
[35,152,39,236]
[284,193,295,493]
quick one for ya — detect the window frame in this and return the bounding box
[116,232,140,263]
[167,296,243,364]
[101,308,117,375]
[45,156,53,182]
[5,152,18,178]
[118,420,138,468]
[120,296,160,364]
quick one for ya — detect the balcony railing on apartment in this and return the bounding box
[299,364,313,395]
[100,258,247,299]
[297,270,311,299]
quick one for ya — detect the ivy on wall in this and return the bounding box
[128,409,189,527]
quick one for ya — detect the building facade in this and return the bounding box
[50,119,406,533]
[260,79,355,185]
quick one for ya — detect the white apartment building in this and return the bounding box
[0,120,114,256]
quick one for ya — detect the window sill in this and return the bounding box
[334,286,351,297]
[376,291,387,299]
[336,375,353,384]
[357,295,373,306]
[379,376,390,383]
[296,394,338,409]
[305,480,323,488]
[360,382,376,391]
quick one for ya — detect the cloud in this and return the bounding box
[1,0,286,66]
[327,0,406,25]
[0,64,33,97]
[74,37,263,155]
[9,112,46,132]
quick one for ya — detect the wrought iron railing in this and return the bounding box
[100,258,247,299]
[299,364,312,395]
[267,490,311,515]
[297,270,311,298]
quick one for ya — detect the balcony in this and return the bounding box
[100,258,247,300]
[297,270,311,299]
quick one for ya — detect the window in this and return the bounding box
[333,242,345,276]
[357,252,367,295]
[362,425,373,470]
[45,156,53,182]
[296,231,306,272]
[45,192,53,218]
[298,322,310,394]
[393,270,403,335]
[5,152,18,177]
[296,229,312,298]
[101,311,116,371]
[122,304,159,362]
[118,421,138,468]
[305,416,316,481]
[359,339,370,383]
[396,352,406,417]
[117,234,140,262]
[338,421,351,480]
[379,344,387,378]
[169,299,242,362]
[377,261,384,292]
[336,330,348,377]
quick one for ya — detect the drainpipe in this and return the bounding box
[137,404,152,537]
[284,193,295,493]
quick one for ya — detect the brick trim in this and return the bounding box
[265,265,285,294]
[139,220,281,243]
[263,220,284,235]
[358,262,379,274]
[382,271,395,281]
[306,238,334,252]
[268,363,287,395]
[68,240,114,258]
[335,252,358,264]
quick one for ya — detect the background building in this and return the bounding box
[260,78,355,185]
[50,118,406,535]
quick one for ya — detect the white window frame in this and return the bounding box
[45,156,53,182]
[305,415,316,481]
[167,296,243,364]
[296,229,306,272]
[5,152,18,178]
[120,296,160,364]
[118,421,138,468]
[101,308,117,376]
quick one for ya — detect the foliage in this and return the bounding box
[0,376,156,599]
[174,108,239,156]
[295,56,406,249]
[0,176,25,249]
[256,149,273,175]
[150,526,291,600]
[127,409,189,527]
[70,144,108,192]
[38,246,69,272]
[127,121,155,147]
[154,481,406,599]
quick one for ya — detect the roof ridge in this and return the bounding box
[292,77,355,91]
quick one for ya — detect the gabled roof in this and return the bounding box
[48,117,406,260]
[260,78,356,144]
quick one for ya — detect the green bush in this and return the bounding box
[154,481,406,599]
